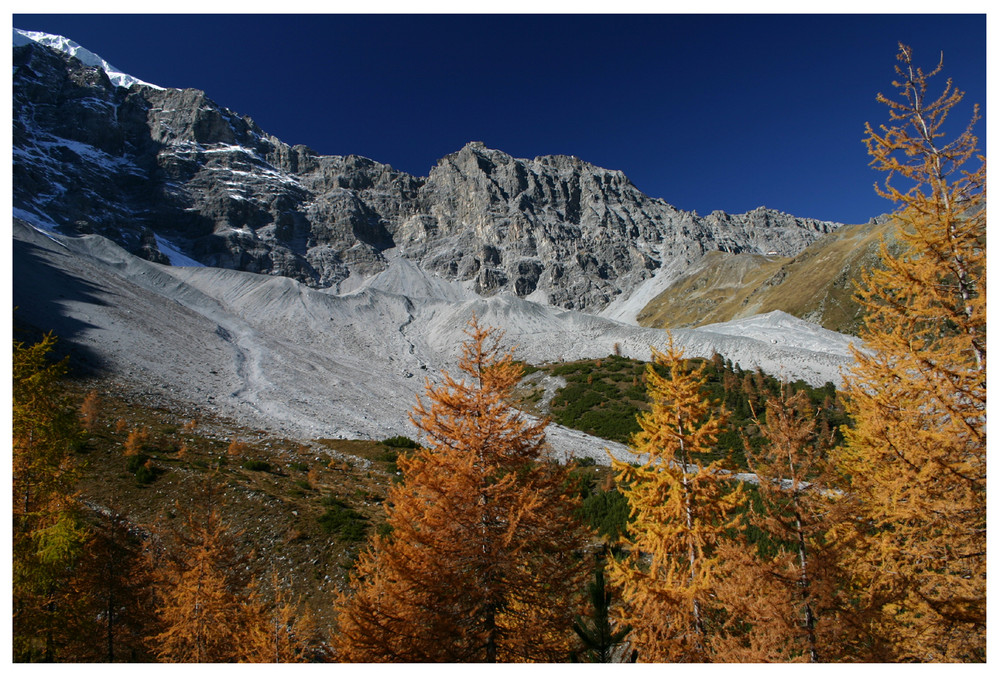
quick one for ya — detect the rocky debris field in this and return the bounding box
[15,219,857,466]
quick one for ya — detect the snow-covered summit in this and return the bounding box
[13,28,163,90]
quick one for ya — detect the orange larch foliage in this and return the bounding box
[729,389,843,662]
[79,389,100,432]
[147,488,253,663]
[123,427,150,456]
[709,538,803,662]
[331,317,589,662]
[239,570,327,662]
[607,339,746,662]
[226,439,249,457]
[831,43,986,662]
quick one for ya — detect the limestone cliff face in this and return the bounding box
[13,40,845,314]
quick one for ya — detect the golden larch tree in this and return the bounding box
[708,537,801,662]
[607,339,746,662]
[720,388,842,662]
[147,484,254,663]
[830,43,985,662]
[79,389,100,432]
[12,332,89,662]
[331,317,589,662]
[238,570,327,662]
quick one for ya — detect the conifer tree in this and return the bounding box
[238,570,327,662]
[572,564,632,662]
[68,507,157,662]
[607,340,746,662]
[147,483,253,663]
[707,538,802,662]
[331,317,589,662]
[831,43,985,661]
[12,332,88,662]
[730,389,840,662]
[79,389,100,432]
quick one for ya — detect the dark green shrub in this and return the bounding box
[242,459,271,472]
[578,488,631,541]
[125,453,158,485]
[318,499,368,542]
[134,464,155,485]
[512,360,542,376]
[552,362,588,377]
[381,435,420,449]
[125,453,148,474]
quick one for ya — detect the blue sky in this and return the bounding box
[11,13,987,224]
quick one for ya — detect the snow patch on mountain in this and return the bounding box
[154,235,205,267]
[12,207,60,233]
[13,28,162,90]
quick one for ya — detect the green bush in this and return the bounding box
[578,488,631,541]
[242,459,271,472]
[125,453,158,485]
[512,360,542,376]
[542,355,845,471]
[318,499,368,542]
[381,435,420,449]
[552,362,589,377]
[125,453,148,474]
[134,464,155,485]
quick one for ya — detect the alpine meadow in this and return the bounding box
[11,21,985,664]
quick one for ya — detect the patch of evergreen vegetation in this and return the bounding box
[578,488,631,541]
[543,353,846,470]
[377,439,422,476]
[124,453,161,485]
[125,453,147,474]
[512,359,542,376]
[380,435,420,449]
[318,497,368,542]
[242,459,271,472]
[134,463,156,485]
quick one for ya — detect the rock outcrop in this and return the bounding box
[13,39,846,314]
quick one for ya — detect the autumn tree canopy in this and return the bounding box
[332,317,589,662]
[607,340,746,662]
[831,43,986,662]
[12,332,89,662]
[730,389,842,662]
[146,480,283,663]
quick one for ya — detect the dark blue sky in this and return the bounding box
[12,13,987,224]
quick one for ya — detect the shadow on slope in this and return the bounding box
[12,222,110,373]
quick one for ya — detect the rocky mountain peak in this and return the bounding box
[13,34,848,316]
